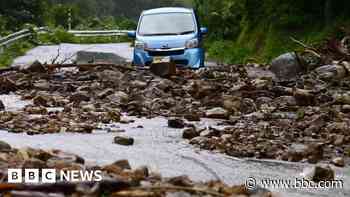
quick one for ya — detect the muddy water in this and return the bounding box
[0,95,349,197]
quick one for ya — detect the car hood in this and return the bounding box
[136,34,196,49]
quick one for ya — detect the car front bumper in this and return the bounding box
[133,47,204,69]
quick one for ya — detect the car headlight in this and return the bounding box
[185,39,199,49]
[135,40,147,49]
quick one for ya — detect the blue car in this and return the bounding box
[128,7,208,69]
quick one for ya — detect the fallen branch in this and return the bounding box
[290,37,322,58]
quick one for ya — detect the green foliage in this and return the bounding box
[0,42,34,67]
[195,0,350,63]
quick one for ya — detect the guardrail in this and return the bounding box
[0,27,48,48]
[68,30,129,37]
[0,27,129,54]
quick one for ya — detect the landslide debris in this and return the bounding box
[0,140,270,197]
[0,33,350,167]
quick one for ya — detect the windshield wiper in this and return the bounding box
[177,30,195,35]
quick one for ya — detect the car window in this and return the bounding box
[138,13,196,36]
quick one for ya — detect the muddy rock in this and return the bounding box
[270,52,303,81]
[303,165,335,182]
[182,127,199,140]
[332,157,345,167]
[205,107,229,119]
[184,113,200,122]
[315,64,347,81]
[70,91,90,103]
[168,118,185,129]
[0,100,4,111]
[97,88,114,99]
[107,91,129,104]
[0,140,11,151]
[114,136,134,146]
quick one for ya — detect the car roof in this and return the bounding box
[142,7,193,15]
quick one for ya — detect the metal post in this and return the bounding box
[68,8,72,31]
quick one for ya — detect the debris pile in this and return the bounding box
[0,140,271,197]
[0,33,350,166]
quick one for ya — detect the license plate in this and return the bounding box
[153,56,171,63]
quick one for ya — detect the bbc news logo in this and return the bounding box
[8,169,102,183]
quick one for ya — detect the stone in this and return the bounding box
[112,159,132,170]
[315,64,347,81]
[332,157,345,167]
[205,107,229,119]
[97,88,114,99]
[0,100,4,111]
[303,165,335,182]
[33,81,50,90]
[114,136,134,146]
[168,118,185,129]
[76,51,127,65]
[0,141,11,151]
[222,95,241,112]
[107,91,129,104]
[150,62,176,77]
[182,128,198,139]
[131,80,148,89]
[33,95,49,107]
[240,98,257,114]
[70,91,90,103]
[184,113,200,122]
[270,52,303,81]
[24,60,46,73]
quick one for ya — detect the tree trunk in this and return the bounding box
[324,0,332,26]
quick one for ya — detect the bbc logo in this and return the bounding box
[8,169,56,183]
[8,169,102,183]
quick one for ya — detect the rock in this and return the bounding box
[150,62,176,77]
[334,135,345,146]
[332,157,345,167]
[205,107,229,119]
[270,52,303,81]
[131,80,148,89]
[24,60,46,73]
[285,143,323,163]
[114,136,134,146]
[33,95,49,107]
[222,95,241,112]
[97,88,114,99]
[70,91,90,103]
[168,118,185,129]
[0,77,17,93]
[0,141,11,151]
[240,98,256,114]
[184,113,200,122]
[76,51,127,65]
[33,81,50,90]
[107,91,129,105]
[315,64,347,81]
[335,92,350,105]
[182,127,198,139]
[303,165,335,182]
[112,159,132,170]
[0,100,4,111]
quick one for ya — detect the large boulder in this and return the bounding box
[76,51,127,65]
[270,52,303,81]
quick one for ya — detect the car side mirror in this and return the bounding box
[128,31,136,38]
[200,27,208,35]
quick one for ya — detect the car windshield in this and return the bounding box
[138,13,196,36]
